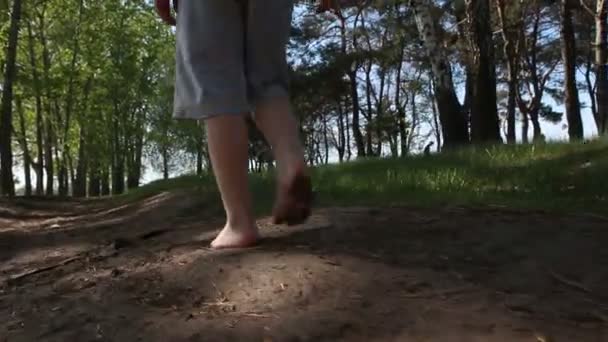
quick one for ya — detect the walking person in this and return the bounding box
[155,0,313,249]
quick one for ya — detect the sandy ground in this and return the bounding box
[0,192,607,341]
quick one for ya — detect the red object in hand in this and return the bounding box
[317,0,336,12]
[155,0,178,26]
[317,0,360,14]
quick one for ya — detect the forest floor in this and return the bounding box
[1,142,608,341]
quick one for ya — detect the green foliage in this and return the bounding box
[539,103,563,123]
[3,0,601,197]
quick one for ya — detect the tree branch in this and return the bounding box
[580,0,598,17]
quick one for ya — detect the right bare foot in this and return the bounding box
[272,160,313,226]
[210,225,260,249]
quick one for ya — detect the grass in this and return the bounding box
[116,139,608,215]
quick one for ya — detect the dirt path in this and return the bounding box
[0,192,607,341]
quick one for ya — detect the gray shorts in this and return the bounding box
[173,0,293,120]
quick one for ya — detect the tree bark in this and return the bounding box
[17,97,32,196]
[73,129,87,197]
[88,161,100,197]
[364,58,374,156]
[162,147,169,180]
[584,46,598,128]
[58,0,83,196]
[0,0,22,197]
[595,0,608,134]
[336,98,346,162]
[496,0,520,143]
[410,0,469,148]
[111,103,125,194]
[521,111,529,143]
[39,8,54,196]
[466,0,501,143]
[375,67,387,156]
[126,109,144,190]
[561,0,584,140]
[73,77,92,198]
[394,38,408,157]
[430,84,442,152]
[340,13,365,157]
[101,168,110,196]
[26,18,44,195]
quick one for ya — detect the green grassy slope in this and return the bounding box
[118,140,608,215]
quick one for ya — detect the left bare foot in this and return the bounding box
[210,225,260,249]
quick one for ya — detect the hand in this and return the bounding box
[317,0,360,13]
[155,0,178,26]
[317,0,335,13]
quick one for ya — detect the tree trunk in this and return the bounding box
[322,113,329,164]
[40,9,54,196]
[505,71,517,143]
[74,129,87,197]
[560,0,584,140]
[410,0,469,147]
[348,71,366,157]
[74,77,93,198]
[530,107,542,141]
[17,97,32,196]
[44,117,54,195]
[162,147,169,180]
[407,91,418,151]
[196,147,204,175]
[67,153,75,195]
[345,106,352,161]
[394,38,408,157]
[431,85,442,152]
[375,68,386,156]
[585,47,598,128]
[88,177,100,197]
[27,19,45,195]
[336,98,346,162]
[521,111,529,143]
[398,103,408,157]
[111,108,125,194]
[364,58,374,156]
[496,0,519,143]
[126,110,144,189]
[340,14,365,157]
[466,0,501,143]
[88,161,100,197]
[595,0,608,134]
[0,0,22,197]
[101,168,110,196]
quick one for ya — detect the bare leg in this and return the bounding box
[254,97,312,225]
[205,115,259,249]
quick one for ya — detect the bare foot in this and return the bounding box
[210,225,260,249]
[272,160,313,226]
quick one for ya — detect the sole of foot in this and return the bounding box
[272,167,313,226]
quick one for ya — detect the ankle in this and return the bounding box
[225,216,256,231]
[275,147,306,172]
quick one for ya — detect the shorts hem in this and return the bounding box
[252,85,290,107]
[173,102,252,120]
